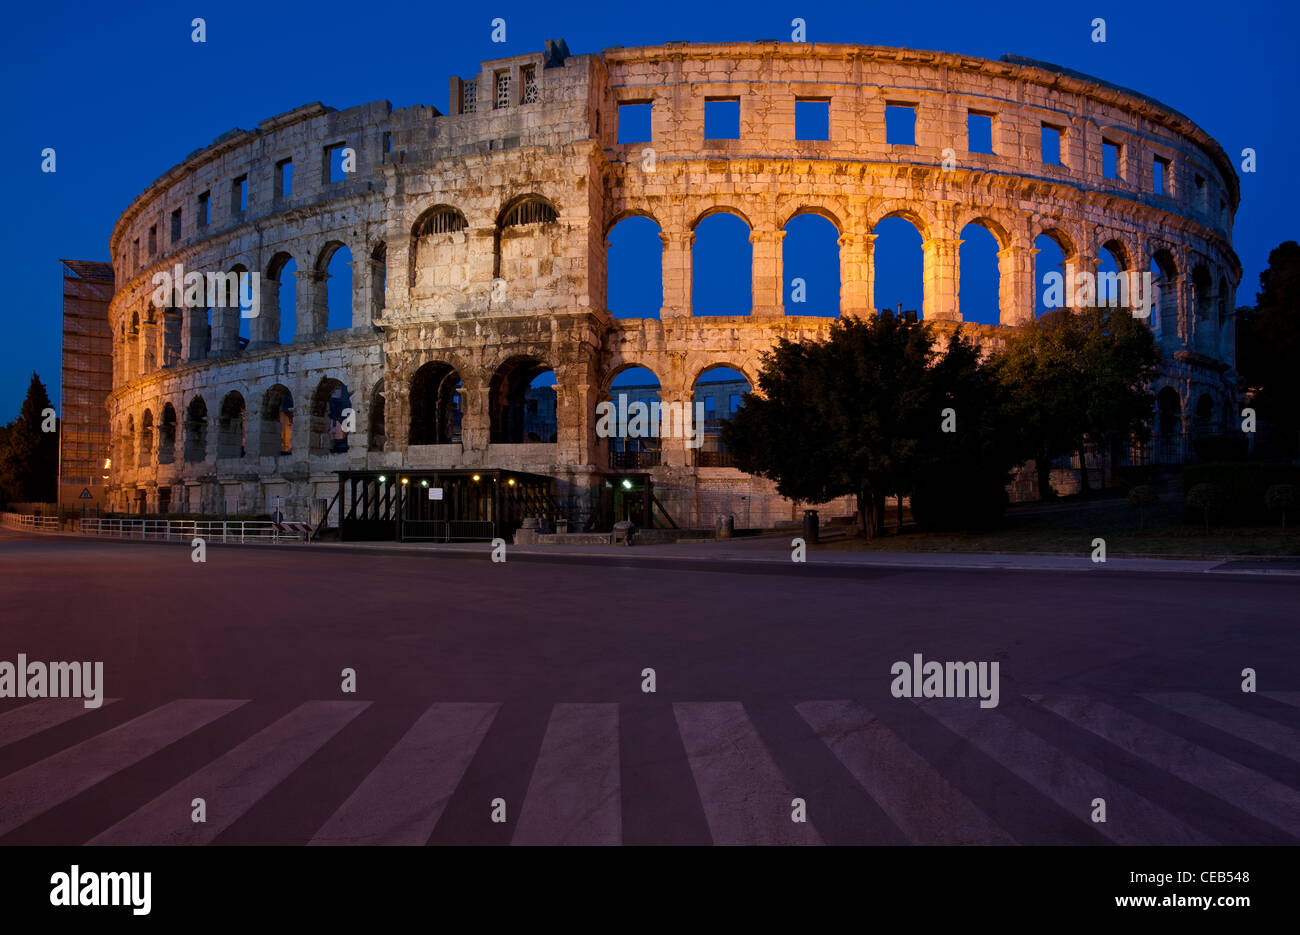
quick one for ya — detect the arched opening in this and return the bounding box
[268,254,298,345]
[183,397,207,463]
[692,366,751,467]
[230,264,251,349]
[261,385,294,456]
[872,215,923,316]
[318,243,353,332]
[139,409,154,465]
[128,312,140,379]
[1034,232,1070,317]
[409,362,464,445]
[217,392,247,459]
[606,215,662,318]
[368,378,386,452]
[1096,242,1125,311]
[1150,250,1179,339]
[692,211,752,316]
[782,212,840,317]
[1156,387,1183,463]
[490,357,556,443]
[1217,275,1231,360]
[958,222,1001,325]
[158,403,177,465]
[603,366,662,468]
[495,195,559,284]
[410,206,469,295]
[140,309,157,373]
[124,415,135,468]
[1192,265,1216,356]
[162,307,183,367]
[310,378,352,454]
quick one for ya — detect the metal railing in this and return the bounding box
[0,513,61,532]
[400,520,496,542]
[78,518,283,542]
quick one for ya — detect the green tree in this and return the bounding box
[722,313,1013,537]
[0,373,58,505]
[990,307,1159,499]
[1237,241,1300,458]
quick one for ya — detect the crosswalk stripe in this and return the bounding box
[798,700,1013,844]
[0,699,245,838]
[513,704,621,845]
[1031,695,1300,837]
[91,701,368,845]
[1262,692,1300,710]
[674,702,822,845]
[1144,692,1300,764]
[918,700,1213,844]
[0,699,119,750]
[309,702,499,846]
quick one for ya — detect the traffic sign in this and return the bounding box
[78,488,93,499]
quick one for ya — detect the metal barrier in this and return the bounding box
[78,518,281,543]
[0,513,61,532]
[400,520,496,542]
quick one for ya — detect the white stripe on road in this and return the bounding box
[0,699,119,750]
[0,699,245,838]
[674,702,822,845]
[1144,693,1300,764]
[1032,695,1300,837]
[919,700,1212,844]
[513,703,621,845]
[91,701,368,845]
[310,702,499,846]
[798,700,1013,844]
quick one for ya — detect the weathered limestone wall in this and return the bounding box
[104,41,1241,526]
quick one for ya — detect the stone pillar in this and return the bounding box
[183,307,208,361]
[297,269,328,338]
[1071,254,1098,310]
[249,275,280,348]
[838,232,874,317]
[922,236,962,321]
[660,230,693,319]
[210,305,238,356]
[997,244,1036,325]
[750,229,783,317]
[658,391,693,468]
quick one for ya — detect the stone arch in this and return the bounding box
[1036,225,1079,261]
[260,384,295,456]
[489,356,556,444]
[607,214,663,319]
[603,365,664,468]
[139,408,154,465]
[217,391,247,459]
[959,221,1003,325]
[954,213,1012,250]
[779,204,845,233]
[312,241,353,334]
[369,241,387,321]
[494,194,560,283]
[1150,248,1180,339]
[1155,385,1183,463]
[368,378,386,452]
[691,208,752,316]
[310,377,352,454]
[872,214,925,316]
[183,396,208,463]
[125,414,136,468]
[1099,236,1134,271]
[604,207,661,238]
[158,403,177,465]
[409,361,465,445]
[1193,391,1217,439]
[1192,264,1216,356]
[868,205,932,241]
[265,251,297,345]
[691,364,753,467]
[410,205,470,294]
[782,211,841,317]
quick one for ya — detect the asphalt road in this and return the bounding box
[1,533,1298,845]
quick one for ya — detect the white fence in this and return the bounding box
[0,512,60,532]
[78,518,298,543]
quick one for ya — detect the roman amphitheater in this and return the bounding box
[102,40,1241,538]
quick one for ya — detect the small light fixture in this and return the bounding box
[421,480,429,487]
[378,475,386,483]
[508,478,516,486]
[401,477,409,485]
[622,479,633,490]
[472,474,481,482]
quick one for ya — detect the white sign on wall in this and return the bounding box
[429,488,444,500]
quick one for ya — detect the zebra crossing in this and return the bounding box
[0,691,1297,845]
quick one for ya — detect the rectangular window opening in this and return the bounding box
[232,175,248,214]
[495,71,511,110]
[170,208,182,243]
[197,190,210,227]
[521,65,538,104]
[1102,140,1122,180]
[276,158,293,199]
[1153,156,1169,195]
[886,103,917,146]
[704,98,740,140]
[795,98,830,141]
[147,225,157,254]
[967,111,994,154]
[618,101,653,144]
[1041,123,1063,166]
[326,143,349,184]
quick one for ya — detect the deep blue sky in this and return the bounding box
[3,0,1293,416]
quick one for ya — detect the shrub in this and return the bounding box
[1265,484,1298,532]
[1127,484,1159,529]
[1185,483,1223,534]
[1180,462,1300,524]
[910,471,1009,531]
